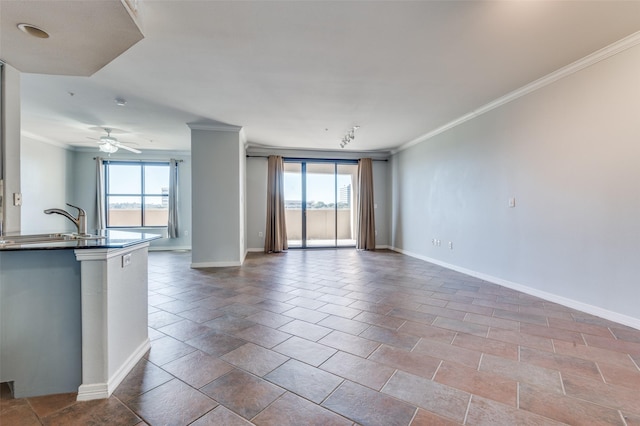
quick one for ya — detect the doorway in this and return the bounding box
[283,160,358,248]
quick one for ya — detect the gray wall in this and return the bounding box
[21,137,75,234]
[246,157,268,250]
[239,140,247,258]
[190,127,242,265]
[246,152,390,250]
[372,159,390,248]
[390,43,640,326]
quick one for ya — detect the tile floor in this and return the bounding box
[2,249,640,425]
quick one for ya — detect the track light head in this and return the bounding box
[338,125,360,148]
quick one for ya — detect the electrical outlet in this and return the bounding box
[184,230,189,236]
[258,231,264,238]
[449,241,453,250]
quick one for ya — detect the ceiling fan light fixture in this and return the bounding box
[100,135,117,144]
[99,143,118,154]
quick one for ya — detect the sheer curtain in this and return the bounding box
[168,159,180,238]
[356,158,376,250]
[264,155,288,253]
[95,157,106,230]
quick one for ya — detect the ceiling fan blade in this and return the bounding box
[116,143,142,154]
[86,136,101,142]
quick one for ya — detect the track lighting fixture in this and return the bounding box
[339,126,360,148]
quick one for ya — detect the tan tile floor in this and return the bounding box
[2,249,640,425]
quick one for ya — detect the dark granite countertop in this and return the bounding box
[0,230,162,251]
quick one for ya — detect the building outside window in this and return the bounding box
[104,161,169,227]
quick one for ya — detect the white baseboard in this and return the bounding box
[149,245,191,252]
[390,246,640,331]
[107,338,151,397]
[248,246,388,251]
[191,260,242,268]
[76,338,151,401]
[76,383,109,401]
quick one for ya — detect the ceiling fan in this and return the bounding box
[88,128,142,154]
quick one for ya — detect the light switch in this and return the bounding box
[13,193,22,206]
[122,253,132,267]
[508,197,516,208]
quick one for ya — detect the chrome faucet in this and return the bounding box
[44,203,88,236]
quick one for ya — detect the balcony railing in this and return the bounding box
[107,208,167,227]
[285,208,354,240]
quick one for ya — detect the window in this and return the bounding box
[104,161,170,227]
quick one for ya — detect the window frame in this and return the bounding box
[103,160,170,229]
[283,158,358,248]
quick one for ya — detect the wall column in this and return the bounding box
[188,121,246,267]
[1,63,21,233]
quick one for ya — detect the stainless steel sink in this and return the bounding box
[0,233,105,247]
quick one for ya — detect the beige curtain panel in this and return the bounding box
[264,155,288,253]
[356,158,376,250]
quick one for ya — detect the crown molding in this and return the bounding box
[393,31,640,155]
[187,120,243,133]
[246,145,391,160]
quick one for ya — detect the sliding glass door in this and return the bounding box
[283,162,303,248]
[284,160,357,248]
[336,164,357,247]
[306,163,336,247]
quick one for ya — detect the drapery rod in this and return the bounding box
[93,158,183,162]
[246,155,387,162]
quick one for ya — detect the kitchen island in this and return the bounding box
[0,230,160,400]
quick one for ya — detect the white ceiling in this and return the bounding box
[6,1,640,154]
